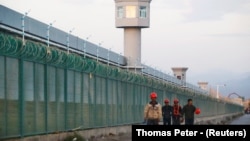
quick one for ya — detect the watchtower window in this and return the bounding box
[139,6,147,18]
[126,6,136,18]
[177,76,181,80]
[117,6,124,18]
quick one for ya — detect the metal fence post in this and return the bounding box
[19,59,24,138]
[64,69,68,130]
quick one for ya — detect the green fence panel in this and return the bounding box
[82,73,90,129]
[74,72,83,129]
[55,68,66,131]
[66,70,75,130]
[23,61,35,135]
[34,63,46,134]
[6,57,20,137]
[0,56,6,138]
[0,31,245,140]
[47,66,57,132]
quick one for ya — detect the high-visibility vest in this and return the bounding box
[173,105,181,116]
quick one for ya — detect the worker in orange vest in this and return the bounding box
[172,98,183,125]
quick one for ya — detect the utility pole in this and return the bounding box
[216,84,226,99]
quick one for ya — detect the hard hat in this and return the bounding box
[195,108,201,114]
[173,98,179,103]
[164,99,169,103]
[150,92,157,98]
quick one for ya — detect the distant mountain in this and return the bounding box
[220,76,250,99]
[186,70,250,99]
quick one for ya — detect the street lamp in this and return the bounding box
[21,9,31,46]
[47,20,56,47]
[216,84,226,99]
[67,28,75,54]
[84,35,91,58]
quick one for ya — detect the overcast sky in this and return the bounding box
[1,0,250,86]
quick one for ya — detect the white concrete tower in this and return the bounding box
[171,67,188,81]
[114,0,152,68]
[197,82,209,91]
[171,67,188,86]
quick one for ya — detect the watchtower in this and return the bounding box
[172,67,188,86]
[114,0,152,69]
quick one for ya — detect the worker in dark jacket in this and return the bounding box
[162,98,173,125]
[182,98,196,125]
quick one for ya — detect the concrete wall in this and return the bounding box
[0,4,126,66]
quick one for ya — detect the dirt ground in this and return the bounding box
[86,115,242,141]
[87,132,132,141]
